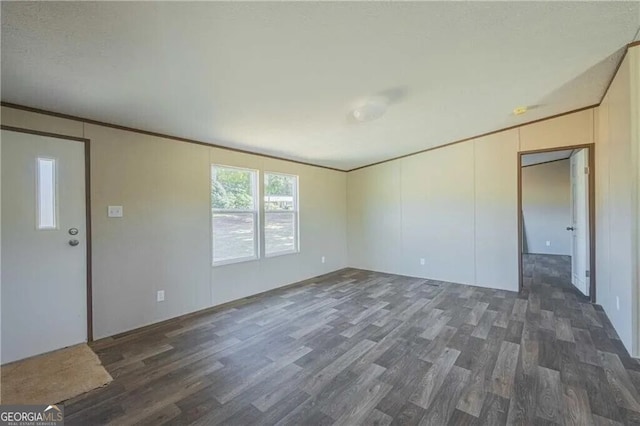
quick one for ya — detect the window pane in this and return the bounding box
[265,173,295,211]
[37,158,57,229]
[265,212,295,255]
[212,167,255,210]
[213,213,256,262]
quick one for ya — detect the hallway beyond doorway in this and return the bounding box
[523,253,589,303]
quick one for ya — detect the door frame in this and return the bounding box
[517,143,596,303]
[1,125,93,341]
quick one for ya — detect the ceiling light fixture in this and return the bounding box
[352,97,388,122]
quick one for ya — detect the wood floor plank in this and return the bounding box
[302,338,376,395]
[349,301,390,325]
[60,257,634,425]
[418,325,456,363]
[470,309,498,339]
[390,402,427,426]
[418,311,450,340]
[249,389,310,426]
[476,392,510,425]
[363,408,394,426]
[216,345,312,404]
[574,327,601,366]
[540,310,555,331]
[376,353,431,418]
[598,350,640,412]
[536,365,563,423]
[491,341,520,399]
[592,414,624,426]
[332,379,393,425]
[464,302,490,327]
[563,383,593,426]
[251,364,304,412]
[579,363,624,422]
[511,299,528,322]
[408,347,460,410]
[455,338,500,417]
[318,362,386,419]
[556,317,576,343]
[582,304,604,328]
[417,365,470,425]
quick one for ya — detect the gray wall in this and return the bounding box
[1,107,349,339]
[521,159,571,256]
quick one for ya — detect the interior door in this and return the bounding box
[1,130,87,364]
[569,148,589,296]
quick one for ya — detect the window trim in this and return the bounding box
[211,164,260,267]
[36,156,59,230]
[264,171,300,257]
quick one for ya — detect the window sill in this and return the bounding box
[212,250,300,267]
[213,256,258,268]
[265,249,300,259]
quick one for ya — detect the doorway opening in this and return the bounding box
[517,144,595,303]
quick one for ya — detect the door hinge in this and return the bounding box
[584,166,590,175]
[586,270,590,278]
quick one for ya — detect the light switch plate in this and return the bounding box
[157,290,165,302]
[108,205,123,218]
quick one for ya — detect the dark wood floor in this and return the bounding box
[65,261,640,425]
[523,253,590,303]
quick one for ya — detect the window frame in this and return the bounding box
[36,156,59,230]
[264,171,300,258]
[211,164,260,267]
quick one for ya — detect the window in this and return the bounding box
[37,157,57,229]
[211,165,258,265]
[264,172,299,256]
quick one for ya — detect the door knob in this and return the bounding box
[69,239,80,246]
[566,226,575,231]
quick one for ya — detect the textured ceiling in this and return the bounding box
[2,2,639,170]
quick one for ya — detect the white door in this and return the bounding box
[1,130,87,364]
[569,148,590,297]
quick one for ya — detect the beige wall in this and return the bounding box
[519,109,594,151]
[474,130,519,290]
[348,128,521,291]
[521,159,572,256]
[1,107,348,339]
[347,112,597,305]
[596,47,640,355]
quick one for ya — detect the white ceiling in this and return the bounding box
[2,2,639,171]
[521,149,573,167]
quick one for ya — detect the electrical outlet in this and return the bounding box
[617,296,620,310]
[321,256,326,264]
[545,241,551,246]
[157,290,165,302]
[108,205,123,218]
[420,258,425,265]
